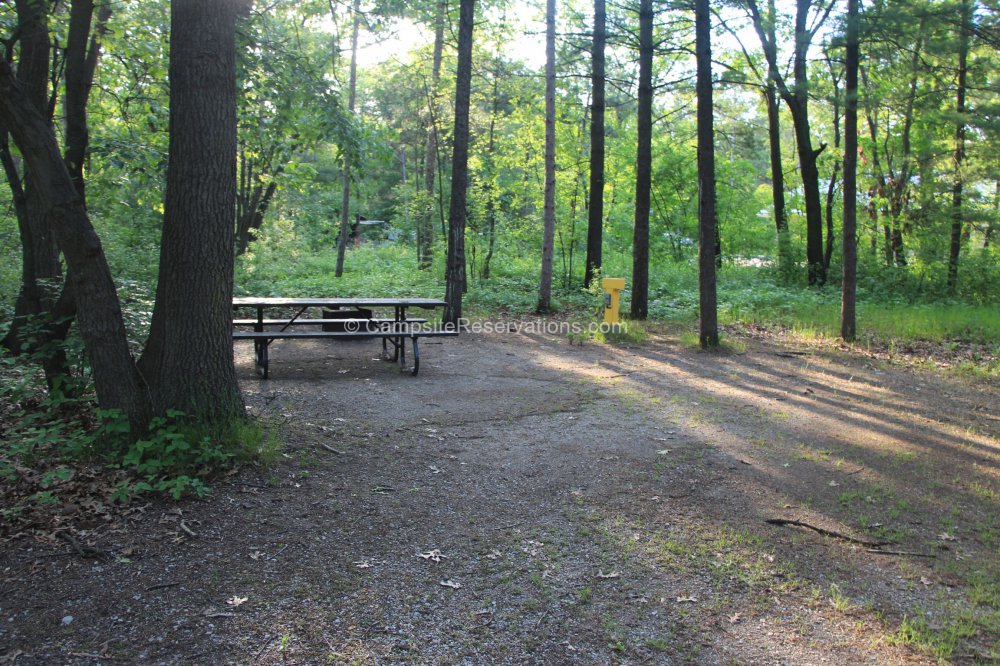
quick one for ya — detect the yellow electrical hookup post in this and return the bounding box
[601,278,625,325]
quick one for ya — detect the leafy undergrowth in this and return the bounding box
[0,358,278,540]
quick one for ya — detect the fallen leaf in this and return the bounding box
[226,596,248,607]
[920,576,932,586]
[729,612,742,624]
[440,579,462,589]
[938,532,958,542]
[417,549,447,563]
[676,595,698,603]
[828,480,840,487]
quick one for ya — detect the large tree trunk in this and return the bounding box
[420,0,447,269]
[537,0,557,313]
[947,0,969,293]
[630,0,653,320]
[695,0,717,349]
[335,0,361,278]
[444,0,475,325]
[0,59,149,429]
[584,0,605,288]
[3,0,61,359]
[137,0,246,422]
[841,0,859,342]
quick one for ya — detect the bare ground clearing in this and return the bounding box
[2,323,998,664]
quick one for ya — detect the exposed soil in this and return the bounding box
[2,322,999,664]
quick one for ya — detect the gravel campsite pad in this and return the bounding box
[2,324,998,664]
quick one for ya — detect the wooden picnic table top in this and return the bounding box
[233,297,447,309]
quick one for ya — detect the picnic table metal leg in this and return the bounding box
[410,335,420,376]
[381,336,400,362]
[397,335,406,371]
[254,339,269,379]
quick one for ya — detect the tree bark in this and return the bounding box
[764,0,790,275]
[0,59,149,428]
[584,0,605,288]
[824,56,842,274]
[420,0,446,269]
[985,179,997,249]
[537,0,557,313]
[747,0,830,285]
[137,0,246,422]
[64,0,111,201]
[947,0,969,293]
[444,0,475,325]
[3,0,61,359]
[335,0,361,278]
[4,0,110,385]
[696,0,717,349]
[841,0,859,342]
[631,0,653,320]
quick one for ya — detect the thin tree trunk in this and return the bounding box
[841,0,859,342]
[985,179,997,249]
[631,0,653,320]
[481,120,496,280]
[420,0,446,269]
[0,59,149,430]
[585,0,605,288]
[747,0,830,286]
[3,0,61,360]
[765,0,787,266]
[947,0,969,293]
[137,0,246,422]
[236,179,279,255]
[64,0,111,201]
[824,58,841,274]
[885,18,925,266]
[764,52,791,273]
[4,0,109,386]
[537,0,557,313]
[335,0,361,278]
[482,43,504,281]
[696,0,717,349]
[444,0,475,325]
[860,69,892,267]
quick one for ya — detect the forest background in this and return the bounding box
[0,0,998,497]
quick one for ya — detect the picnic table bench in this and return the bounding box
[232,297,456,378]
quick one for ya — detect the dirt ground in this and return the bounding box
[1,322,998,665]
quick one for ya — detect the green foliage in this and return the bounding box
[0,311,276,510]
[112,410,277,501]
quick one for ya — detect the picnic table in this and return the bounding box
[232,297,456,378]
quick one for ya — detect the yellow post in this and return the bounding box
[601,278,625,325]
